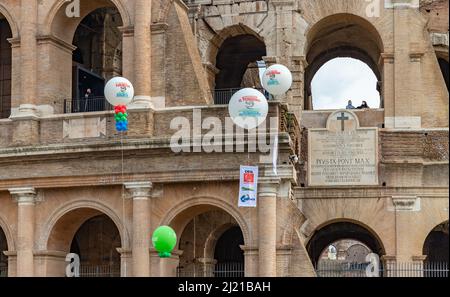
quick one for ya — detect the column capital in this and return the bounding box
[124,181,153,199]
[381,255,397,262]
[258,177,280,196]
[9,187,38,205]
[412,255,428,262]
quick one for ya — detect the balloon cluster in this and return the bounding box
[228,64,293,131]
[104,77,134,133]
[114,105,128,132]
[152,226,177,258]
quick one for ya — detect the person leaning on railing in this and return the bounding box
[357,101,369,109]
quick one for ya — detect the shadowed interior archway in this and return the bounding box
[164,203,247,277]
[304,14,384,110]
[0,226,7,277]
[0,15,12,119]
[215,34,266,89]
[437,57,449,91]
[70,6,123,112]
[306,221,385,268]
[46,207,123,277]
[423,221,449,263]
[49,0,126,113]
[208,25,267,104]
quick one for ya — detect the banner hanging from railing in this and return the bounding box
[238,166,258,208]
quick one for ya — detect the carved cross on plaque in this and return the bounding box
[337,112,349,131]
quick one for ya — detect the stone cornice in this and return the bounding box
[36,35,77,54]
[0,169,239,192]
[33,250,67,259]
[7,37,20,48]
[118,23,169,36]
[295,186,448,199]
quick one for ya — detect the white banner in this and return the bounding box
[238,166,259,208]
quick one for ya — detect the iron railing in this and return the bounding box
[177,262,244,278]
[316,261,449,278]
[0,265,7,277]
[213,88,271,105]
[64,97,113,114]
[78,264,120,277]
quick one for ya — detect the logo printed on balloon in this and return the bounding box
[266,69,282,86]
[228,88,268,130]
[262,64,293,96]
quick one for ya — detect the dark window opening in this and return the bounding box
[0,18,12,119]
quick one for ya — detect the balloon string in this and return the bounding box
[120,131,126,276]
[194,215,196,277]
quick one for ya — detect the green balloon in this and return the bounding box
[152,226,177,258]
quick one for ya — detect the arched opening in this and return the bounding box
[0,15,12,119]
[69,6,123,113]
[0,226,7,277]
[47,208,122,277]
[423,221,449,262]
[306,221,385,277]
[437,57,449,91]
[174,207,245,277]
[311,58,381,110]
[70,214,121,277]
[304,14,383,111]
[214,34,267,104]
[214,226,245,277]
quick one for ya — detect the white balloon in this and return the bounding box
[262,64,293,95]
[228,88,269,130]
[104,77,135,106]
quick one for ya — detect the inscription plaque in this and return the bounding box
[308,110,378,186]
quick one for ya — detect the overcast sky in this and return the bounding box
[311,58,380,110]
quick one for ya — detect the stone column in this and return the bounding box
[258,177,280,277]
[10,2,39,146]
[116,248,132,277]
[241,245,258,277]
[19,0,38,113]
[125,182,153,277]
[411,255,427,277]
[381,255,397,277]
[132,0,153,107]
[9,187,37,277]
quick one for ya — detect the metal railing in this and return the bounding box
[316,261,449,278]
[79,264,120,277]
[177,262,244,278]
[64,97,113,114]
[213,88,271,105]
[0,266,7,277]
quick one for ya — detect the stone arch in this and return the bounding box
[0,216,14,251]
[46,0,131,44]
[207,24,266,70]
[303,13,384,110]
[40,200,129,252]
[204,222,237,260]
[0,3,19,39]
[154,0,174,24]
[422,220,449,263]
[160,196,250,249]
[305,219,386,267]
